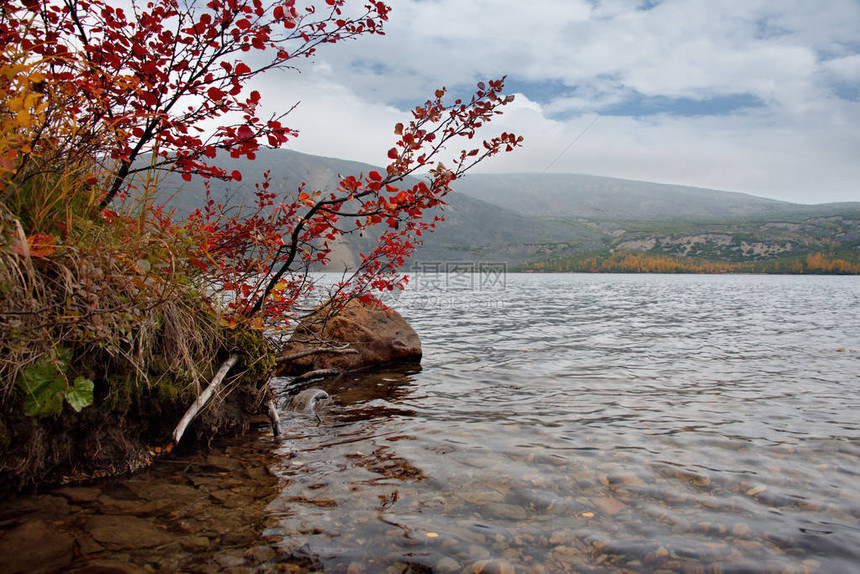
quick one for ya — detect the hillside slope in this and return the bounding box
[157,149,595,268]
[154,150,860,272]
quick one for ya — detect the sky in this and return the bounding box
[256,0,860,204]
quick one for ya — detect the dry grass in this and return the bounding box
[0,200,225,409]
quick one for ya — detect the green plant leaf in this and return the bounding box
[19,363,65,416]
[65,376,95,412]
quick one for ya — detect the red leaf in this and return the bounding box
[207,86,224,100]
[236,18,252,30]
[368,170,382,181]
[235,62,251,74]
[231,170,242,181]
[387,147,399,160]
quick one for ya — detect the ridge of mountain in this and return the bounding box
[163,148,856,220]
[452,172,859,219]
[156,149,859,271]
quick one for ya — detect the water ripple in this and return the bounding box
[268,274,860,572]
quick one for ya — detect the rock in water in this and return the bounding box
[277,297,421,375]
[0,519,75,573]
[286,389,330,412]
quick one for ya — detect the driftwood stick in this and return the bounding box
[172,354,239,445]
[275,346,358,364]
[267,398,280,436]
[291,368,342,384]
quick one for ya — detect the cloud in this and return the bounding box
[258,0,860,203]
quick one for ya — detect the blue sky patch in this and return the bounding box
[350,59,390,76]
[638,0,663,11]
[601,92,766,117]
[502,78,573,104]
[831,82,860,102]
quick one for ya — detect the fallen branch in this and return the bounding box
[291,368,342,384]
[275,346,358,364]
[172,354,239,445]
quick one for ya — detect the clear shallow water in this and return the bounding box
[268,274,860,573]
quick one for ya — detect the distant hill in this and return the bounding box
[152,149,860,273]
[155,149,595,268]
[453,173,859,220]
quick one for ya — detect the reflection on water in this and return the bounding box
[266,274,860,573]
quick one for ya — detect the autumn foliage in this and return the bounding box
[1,0,391,204]
[0,0,521,330]
[0,0,522,430]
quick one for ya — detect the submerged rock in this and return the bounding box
[285,388,331,412]
[0,519,75,573]
[66,560,148,574]
[278,297,421,375]
[469,559,516,574]
[85,515,174,549]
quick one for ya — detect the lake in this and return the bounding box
[1,273,858,573]
[269,273,860,573]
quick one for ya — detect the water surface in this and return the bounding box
[269,274,860,573]
[2,274,858,573]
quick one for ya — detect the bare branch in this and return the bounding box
[172,354,239,444]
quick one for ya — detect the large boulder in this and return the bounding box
[277,298,421,375]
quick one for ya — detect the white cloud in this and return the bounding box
[257,66,404,168]
[256,0,860,203]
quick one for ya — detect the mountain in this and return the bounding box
[153,149,860,272]
[452,172,859,220]
[447,171,860,271]
[155,149,597,269]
